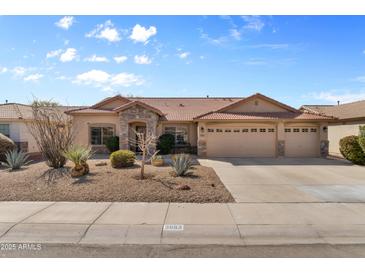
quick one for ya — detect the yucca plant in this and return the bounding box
[63,146,93,177]
[1,150,32,171]
[170,153,192,176]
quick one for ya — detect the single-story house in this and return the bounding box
[301,100,365,157]
[0,103,77,155]
[66,93,333,158]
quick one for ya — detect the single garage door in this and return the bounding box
[206,125,276,157]
[285,127,319,157]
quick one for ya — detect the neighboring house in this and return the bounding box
[0,103,78,155]
[301,100,365,157]
[66,93,333,158]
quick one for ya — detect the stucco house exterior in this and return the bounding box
[301,100,365,157]
[0,103,77,155]
[67,93,333,158]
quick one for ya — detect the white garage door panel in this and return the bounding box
[207,126,276,157]
[285,127,319,157]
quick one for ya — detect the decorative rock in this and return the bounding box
[95,161,107,167]
[176,184,191,191]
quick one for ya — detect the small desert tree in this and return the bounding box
[28,100,73,168]
[130,130,158,179]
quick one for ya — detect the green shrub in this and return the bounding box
[1,150,32,171]
[171,153,192,176]
[157,133,175,155]
[359,126,365,153]
[105,136,119,153]
[110,150,136,168]
[339,135,365,165]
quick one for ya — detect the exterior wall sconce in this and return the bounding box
[200,127,205,133]
[323,126,327,132]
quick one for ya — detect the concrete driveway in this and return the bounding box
[199,157,365,203]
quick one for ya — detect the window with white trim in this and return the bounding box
[0,124,10,137]
[90,126,114,145]
[311,128,317,132]
[251,128,257,132]
[164,126,188,145]
[268,128,275,132]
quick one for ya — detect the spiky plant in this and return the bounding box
[1,150,32,171]
[170,153,192,176]
[63,146,93,177]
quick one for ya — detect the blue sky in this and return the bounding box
[1,15,365,107]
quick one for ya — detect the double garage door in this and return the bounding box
[206,124,320,157]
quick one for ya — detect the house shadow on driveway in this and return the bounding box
[202,157,353,166]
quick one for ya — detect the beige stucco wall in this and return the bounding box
[71,114,120,148]
[328,121,365,157]
[227,98,289,113]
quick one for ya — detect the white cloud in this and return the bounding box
[354,76,365,82]
[46,49,62,58]
[59,48,77,62]
[134,55,152,65]
[114,55,128,64]
[241,16,265,31]
[84,54,109,63]
[178,51,190,59]
[24,73,43,82]
[308,90,365,104]
[129,24,157,44]
[73,69,144,91]
[12,66,27,76]
[55,16,75,30]
[229,29,242,40]
[0,67,7,73]
[86,20,121,43]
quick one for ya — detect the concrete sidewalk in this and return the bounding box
[1,201,365,246]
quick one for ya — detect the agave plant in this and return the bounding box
[63,146,93,177]
[171,153,192,176]
[1,150,32,171]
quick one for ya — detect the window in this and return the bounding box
[268,128,275,133]
[90,126,114,145]
[251,128,257,132]
[225,129,231,132]
[285,128,291,133]
[242,129,249,133]
[207,128,214,132]
[311,128,317,132]
[302,128,309,133]
[216,129,223,132]
[164,126,188,145]
[293,128,300,132]
[260,128,266,133]
[0,124,10,137]
[233,129,240,133]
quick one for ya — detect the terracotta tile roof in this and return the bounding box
[302,101,365,120]
[64,107,115,114]
[195,112,334,121]
[132,97,242,121]
[0,103,81,120]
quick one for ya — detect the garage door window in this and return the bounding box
[207,128,214,132]
[285,128,291,133]
[260,128,266,133]
[268,128,275,132]
[0,124,10,137]
[242,129,249,133]
[311,128,317,132]
[233,129,240,133]
[251,128,257,132]
[216,129,223,132]
[302,128,309,133]
[293,128,300,132]
[225,129,231,133]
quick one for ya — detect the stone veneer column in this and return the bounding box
[197,122,207,157]
[118,105,159,151]
[277,121,285,157]
[319,122,329,157]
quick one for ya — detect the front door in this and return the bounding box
[135,126,146,153]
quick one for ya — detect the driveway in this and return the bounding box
[199,157,365,203]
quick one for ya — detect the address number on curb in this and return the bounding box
[163,224,184,231]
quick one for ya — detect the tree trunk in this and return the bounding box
[141,150,145,179]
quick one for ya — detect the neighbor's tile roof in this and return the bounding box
[195,112,333,120]
[302,101,365,120]
[0,103,80,120]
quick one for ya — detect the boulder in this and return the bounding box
[0,133,16,163]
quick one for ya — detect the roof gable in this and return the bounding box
[91,95,130,110]
[113,101,164,116]
[216,93,299,114]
